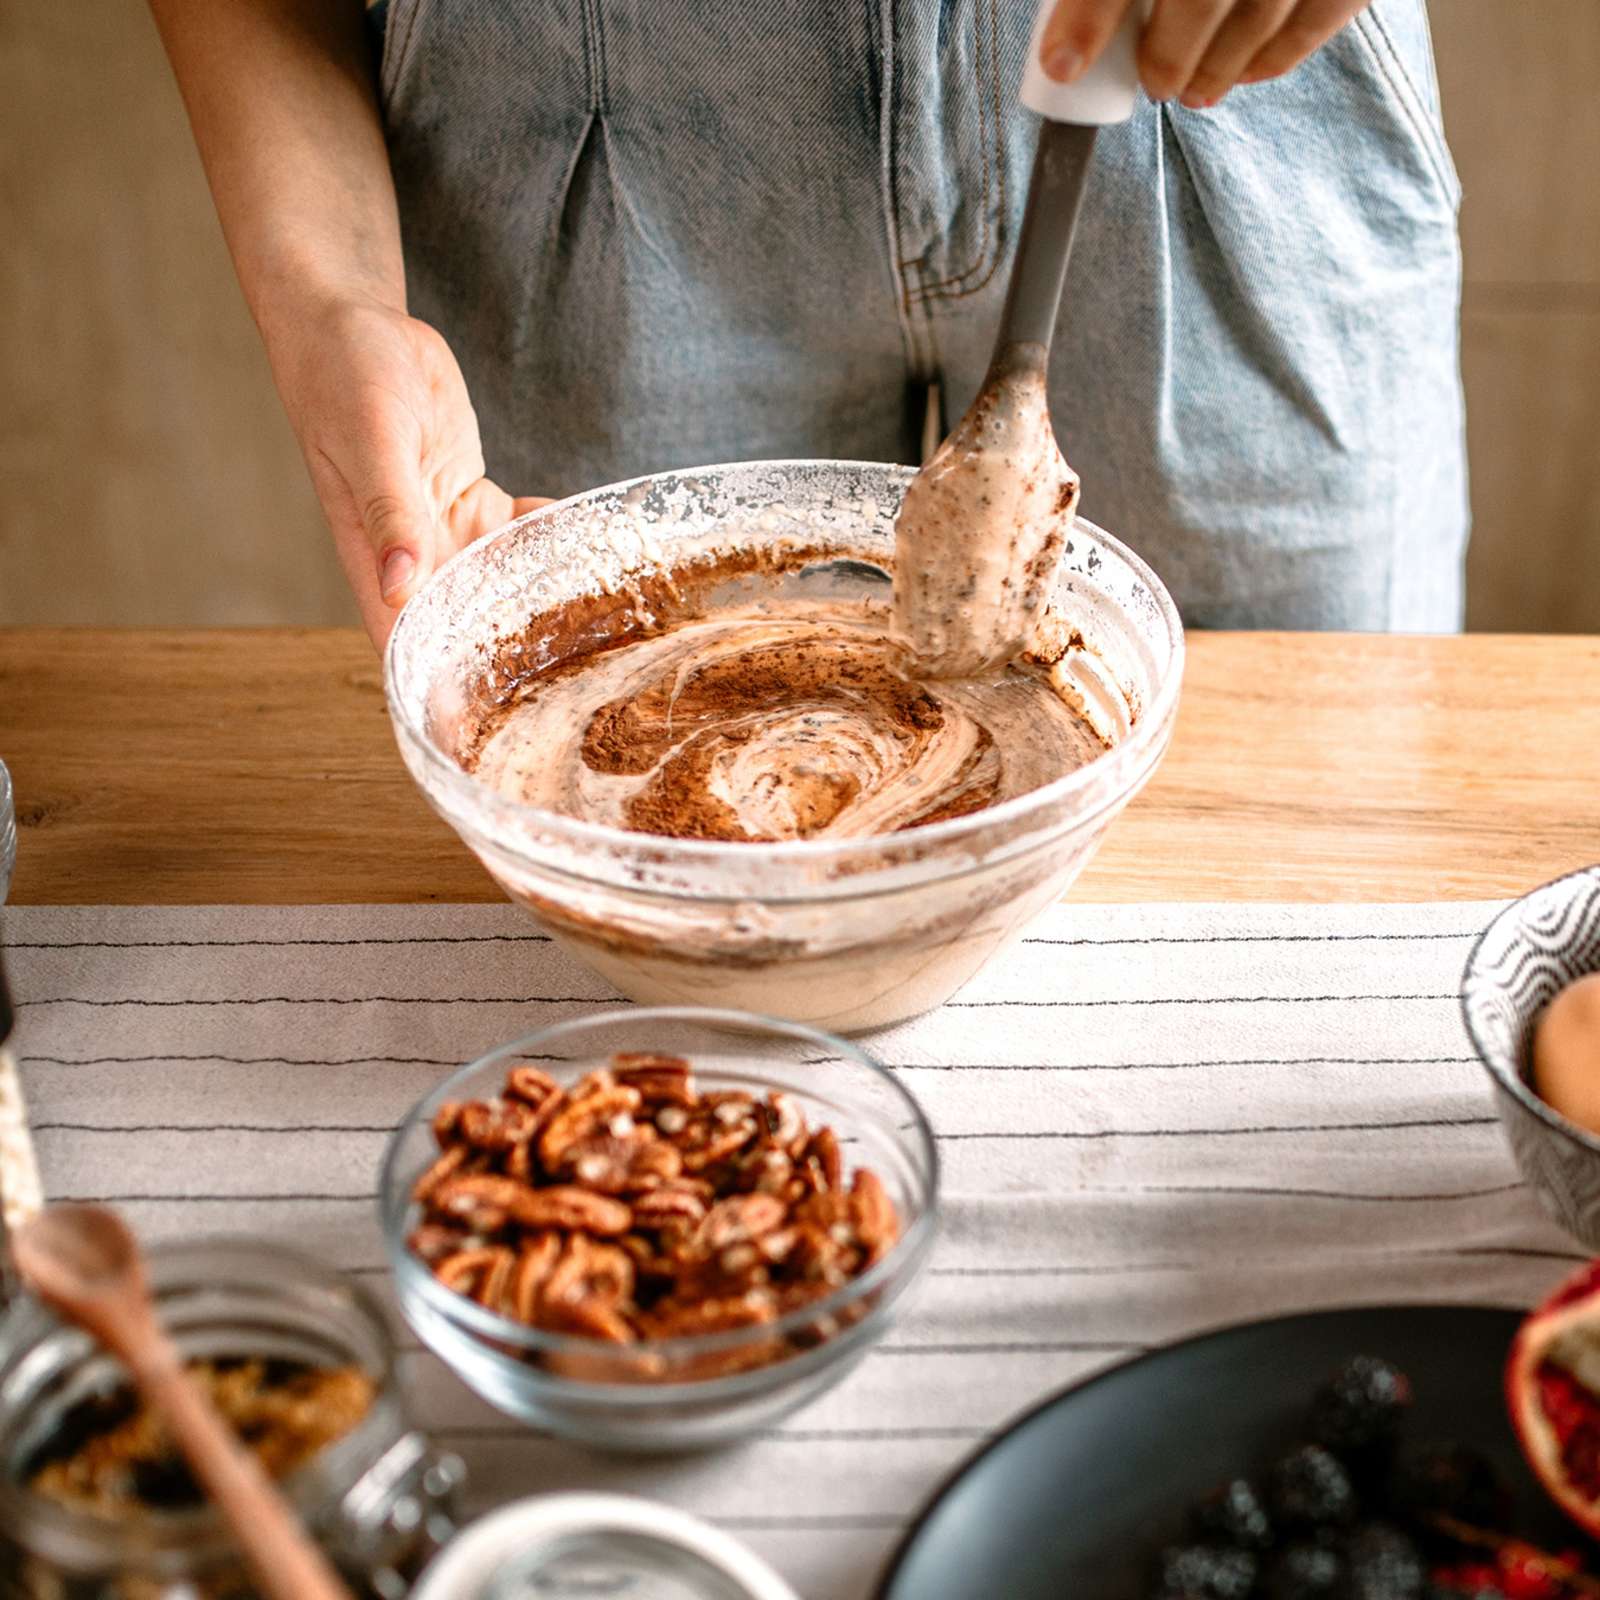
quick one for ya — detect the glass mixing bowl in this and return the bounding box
[384,460,1184,1032]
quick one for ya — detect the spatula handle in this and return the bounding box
[1021,0,1145,125]
[129,1327,358,1600]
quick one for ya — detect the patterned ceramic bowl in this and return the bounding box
[1461,865,1600,1250]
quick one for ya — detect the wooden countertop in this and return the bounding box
[2,629,1596,905]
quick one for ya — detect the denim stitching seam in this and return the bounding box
[574,0,608,115]
[901,0,993,287]
[379,0,428,103]
[1353,8,1461,205]
[880,0,923,371]
[588,0,610,114]
[910,0,1010,303]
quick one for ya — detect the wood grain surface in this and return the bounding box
[2,629,1597,906]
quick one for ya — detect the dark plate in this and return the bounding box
[877,1305,1589,1599]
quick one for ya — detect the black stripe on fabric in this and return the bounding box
[26,1114,1499,1138]
[929,1246,1584,1277]
[3,929,1472,952]
[5,934,551,950]
[1123,1181,1526,1202]
[890,1055,1478,1073]
[395,1338,1136,1362]
[31,1123,398,1135]
[49,1192,376,1204]
[57,1180,1528,1207]
[18,991,1455,1010]
[322,1243,1593,1283]
[24,1054,464,1068]
[21,1052,1481,1076]
[938,1116,1499,1140]
[17,995,616,1008]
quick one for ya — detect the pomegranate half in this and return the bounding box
[1507,1259,1600,1538]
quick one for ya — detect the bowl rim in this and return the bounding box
[1460,861,1600,1156]
[377,1004,942,1382]
[382,458,1186,870]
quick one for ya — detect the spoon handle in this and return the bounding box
[988,118,1098,361]
[127,1323,357,1600]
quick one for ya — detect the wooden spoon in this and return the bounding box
[13,1204,357,1600]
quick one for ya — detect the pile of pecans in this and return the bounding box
[407,1052,901,1381]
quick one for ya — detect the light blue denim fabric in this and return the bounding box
[374,0,1467,630]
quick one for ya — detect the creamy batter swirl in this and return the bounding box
[468,599,1104,843]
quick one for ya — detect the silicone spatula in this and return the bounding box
[893,3,1143,677]
[1007,1,1145,350]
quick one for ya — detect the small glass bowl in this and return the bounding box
[379,1007,939,1453]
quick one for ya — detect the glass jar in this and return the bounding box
[0,1239,463,1599]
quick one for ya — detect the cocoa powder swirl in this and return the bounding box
[467,600,1106,843]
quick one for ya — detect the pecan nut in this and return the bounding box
[613,1053,697,1108]
[849,1168,900,1264]
[631,1185,709,1230]
[510,1233,562,1323]
[429,1174,631,1236]
[561,1132,683,1196]
[412,1143,470,1205]
[456,1098,544,1153]
[693,1193,787,1253]
[537,1082,643,1170]
[504,1064,562,1109]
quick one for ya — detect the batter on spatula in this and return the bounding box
[891,347,1079,679]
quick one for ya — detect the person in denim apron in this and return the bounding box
[150,0,1465,641]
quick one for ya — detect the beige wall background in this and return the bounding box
[1,1,1596,631]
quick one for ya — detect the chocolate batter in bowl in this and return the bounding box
[384,461,1183,1033]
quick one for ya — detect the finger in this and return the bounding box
[1138,0,1234,102]
[302,451,413,649]
[1039,0,1139,83]
[324,424,439,609]
[435,482,552,565]
[1240,0,1364,84]
[1180,0,1298,105]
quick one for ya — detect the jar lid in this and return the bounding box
[411,1493,802,1600]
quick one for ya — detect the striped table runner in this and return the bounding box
[0,901,1577,1599]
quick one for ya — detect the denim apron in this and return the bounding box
[372,0,1466,630]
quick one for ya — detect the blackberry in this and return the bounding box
[1264,1542,1343,1600]
[1343,1523,1426,1600]
[1309,1357,1414,1462]
[1388,1443,1512,1532]
[1269,1444,1358,1532]
[1190,1478,1274,1551]
[1153,1543,1259,1600]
